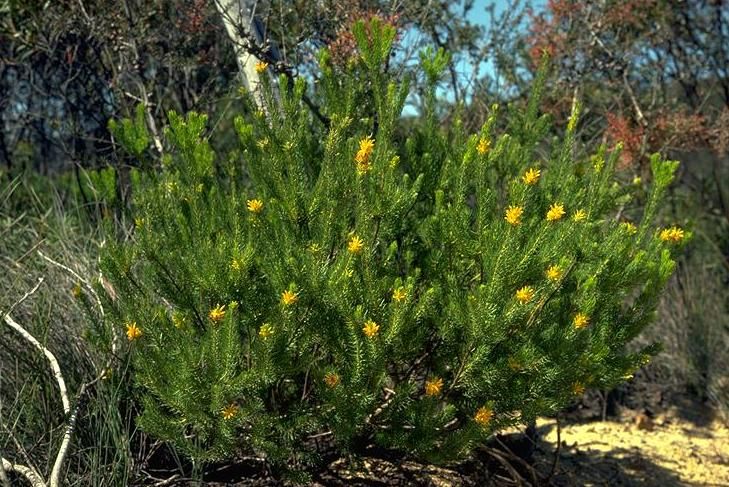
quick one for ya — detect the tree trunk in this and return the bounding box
[213,0,277,112]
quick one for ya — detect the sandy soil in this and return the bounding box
[314,404,729,486]
[534,408,729,486]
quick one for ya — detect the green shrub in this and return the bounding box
[100,18,687,476]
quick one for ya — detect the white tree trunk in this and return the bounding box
[214,0,273,112]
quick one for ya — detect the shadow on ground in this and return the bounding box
[189,426,698,486]
[532,422,690,487]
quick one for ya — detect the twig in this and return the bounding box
[4,275,44,318]
[547,414,562,483]
[49,383,88,487]
[37,250,116,357]
[37,251,104,319]
[1,278,94,487]
[3,279,69,415]
[482,446,525,486]
[364,388,397,425]
[0,458,44,487]
[0,455,10,487]
[0,421,40,481]
[493,435,538,486]
[153,474,181,486]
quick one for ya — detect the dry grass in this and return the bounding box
[0,176,134,486]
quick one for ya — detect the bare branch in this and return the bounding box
[0,458,45,487]
[3,299,70,415]
[49,385,86,487]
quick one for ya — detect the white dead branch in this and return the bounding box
[0,277,96,487]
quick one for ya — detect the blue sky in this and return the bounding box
[400,1,546,113]
[463,0,546,92]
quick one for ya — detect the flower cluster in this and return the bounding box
[281,290,299,306]
[505,205,524,225]
[362,319,380,338]
[126,321,142,341]
[546,203,566,221]
[659,226,685,243]
[476,137,491,155]
[522,167,540,185]
[247,198,264,214]
[209,304,226,323]
[355,136,375,174]
[348,235,364,254]
[573,313,590,330]
[516,286,535,304]
[425,377,444,396]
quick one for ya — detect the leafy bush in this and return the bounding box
[100,18,687,476]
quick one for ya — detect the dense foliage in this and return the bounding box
[99,18,686,477]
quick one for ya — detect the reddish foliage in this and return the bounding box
[709,108,729,156]
[526,0,574,66]
[328,10,400,67]
[602,0,659,28]
[178,0,210,35]
[605,113,644,167]
[651,110,708,151]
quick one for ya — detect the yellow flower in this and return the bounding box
[572,209,587,222]
[592,154,605,172]
[573,312,589,330]
[348,235,364,254]
[247,199,264,214]
[172,313,185,328]
[255,60,269,73]
[362,319,380,338]
[425,377,444,396]
[134,217,145,229]
[515,286,535,304]
[355,136,375,174]
[258,323,274,339]
[621,221,638,235]
[222,403,239,420]
[125,321,142,341]
[231,259,241,271]
[659,226,685,243]
[546,203,566,222]
[392,287,407,303]
[505,205,524,226]
[632,176,642,185]
[522,168,541,185]
[572,382,585,396]
[324,372,340,388]
[209,304,226,323]
[474,406,494,427]
[72,283,82,299]
[476,137,491,155]
[545,265,562,281]
[308,242,322,253]
[281,290,299,306]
